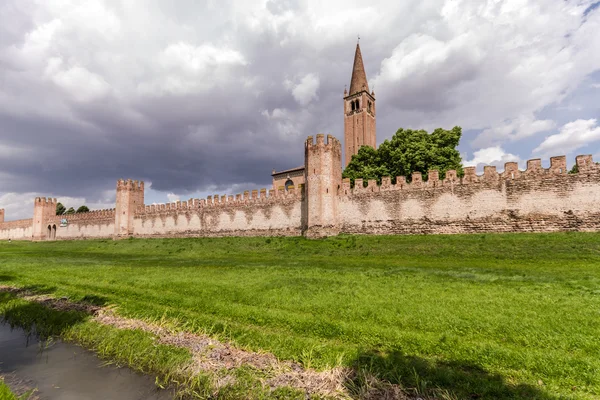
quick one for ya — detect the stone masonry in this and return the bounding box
[2,135,600,241]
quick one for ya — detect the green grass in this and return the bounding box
[0,379,18,400]
[0,293,301,399]
[0,233,599,399]
[0,377,33,400]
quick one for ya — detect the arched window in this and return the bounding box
[52,224,57,239]
[355,99,360,109]
[47,225,52,239]
[351,101,355,111]
[368,101,372,112]
[285,179,294,191]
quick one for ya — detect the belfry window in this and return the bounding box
[351,101,355,111]
[355,99,360,109]
[368,101,372,112]
[285,178,294,191]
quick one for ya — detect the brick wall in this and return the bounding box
[338,155,600,235]
[3,136,600,241]
[0,219,33,240]
[132,189,302,238]
[47,210,116,240]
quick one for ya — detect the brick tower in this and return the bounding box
[343,42,376,167]
[114,179,144,238]
[305,134,342,238]
[32,197,57,241]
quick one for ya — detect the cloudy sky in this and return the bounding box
[1,0,600,218]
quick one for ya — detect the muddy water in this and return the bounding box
[0,322,173,400]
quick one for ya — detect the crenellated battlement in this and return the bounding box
[305,133,342,151]
[6,132,600,241]
[342,155,598,196]
[34,197,58,205]
[50,209,116,222]
[135,186,303,216]
[117,179,144,191]
[0,218,33,230]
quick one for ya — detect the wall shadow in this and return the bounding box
[0,284,57,296]
[346,349,556,400]
[0,274,16,282]
[80,294,109,307]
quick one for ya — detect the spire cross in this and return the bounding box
[357,35,360,43]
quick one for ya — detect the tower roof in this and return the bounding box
[349,43,369,95]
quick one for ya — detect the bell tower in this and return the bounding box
[343,42,376,167]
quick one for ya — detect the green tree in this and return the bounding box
[55,202,66,215]
[343,126,464,186]
[76,205,90,213]
[65,207,76,215]
[568,164,579,174]
[341,146,390,187]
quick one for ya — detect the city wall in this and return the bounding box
[338,155,600,235]
[0,219,33,240]
[1,134,600,240]
[132,189,303,238]
[47,209,116,240]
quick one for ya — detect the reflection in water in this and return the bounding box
[0,322,172,400]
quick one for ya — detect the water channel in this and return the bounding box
[0,322,173,399]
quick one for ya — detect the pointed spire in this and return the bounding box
[349,43,369,95]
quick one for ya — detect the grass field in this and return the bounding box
[0,233,599,399]
[0,377,32,400]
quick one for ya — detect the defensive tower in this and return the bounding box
[343,42,376,167]
[115,179,144,238]
[305,134,342,238]
[0,209,4,223]
[32,197,57,241]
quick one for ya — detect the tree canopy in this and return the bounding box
[343,126,464,186]
[55,202,66,216]
[76,205,90,213]
[65,207,76,215]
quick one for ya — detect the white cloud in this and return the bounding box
[138,42,247,95]
[464,146,520,172]
[373,0,600,144]
[166,193,180,203]
[0,0,599,199]
[0,192,115,221]
[45,57,111,102]
[262,107,312,139]
[160,42,247,73]
[534,119,600,156]
[472,115,556,148]
[592,83,600,89]
[288,73,320,106]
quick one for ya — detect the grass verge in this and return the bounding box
[0,233,599,398]
[0,292,310,399]
[0,376,34,400]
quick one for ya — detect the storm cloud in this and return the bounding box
[1,0,599,218]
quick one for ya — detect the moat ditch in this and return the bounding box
[0,320,172,400]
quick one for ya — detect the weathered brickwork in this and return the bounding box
[305,134,342,238]
[47,210,116,240]
[0,219,33,240]
[115,179,144,238]
[1,137,600,241]
[343,43,376,167]
[133,189,302,238]
[271,166,305,192]
[338,155,600,235]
